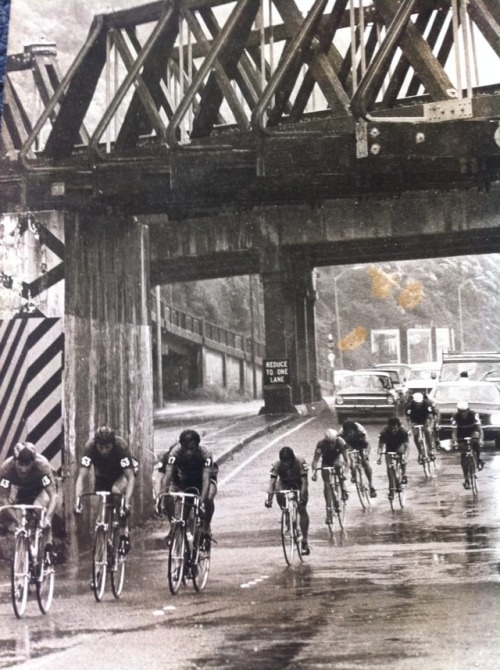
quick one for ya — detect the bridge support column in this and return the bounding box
[260,250,322,413]
[64,211,154,547]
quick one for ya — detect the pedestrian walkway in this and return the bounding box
[153,399,298,464]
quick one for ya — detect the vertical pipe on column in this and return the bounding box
[155,285,164,408]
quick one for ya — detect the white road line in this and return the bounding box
[219,416,317,488]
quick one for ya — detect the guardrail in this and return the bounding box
[151,297,266,360]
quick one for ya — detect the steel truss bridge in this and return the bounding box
[1,0,500,218]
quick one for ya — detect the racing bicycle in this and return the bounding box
[378,451,406,511]
[272,488,304,566]
[349,450,371,510]
[314,466,347,532]
[0,504,55,618]
[412,423,436,478]
[455,437,480,499]
[76,492,129,602]
[159,489,211,595]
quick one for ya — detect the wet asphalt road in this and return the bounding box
[0,413,499,669]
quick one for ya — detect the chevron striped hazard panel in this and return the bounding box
[0,317,63,471]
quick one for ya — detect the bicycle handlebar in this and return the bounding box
[157,491,200,502]
[76,491,124,510]
[0,504,47,527]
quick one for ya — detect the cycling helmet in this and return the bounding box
[179,429,201,447]
[324,428,338,441]
[412,392,424,403]
[13,442,36,464]
[94,426,115,445]
[457,400,469,411]
[279,446,295,462]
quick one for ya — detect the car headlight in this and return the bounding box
[489,412,500,424]
[335,395,344,405]
[387,396,395,405]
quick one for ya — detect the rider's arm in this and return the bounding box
[200,467,211,503]
[122,467,135,509]
[74,467,90,504]
[311,444,321,480]
[44,482,58,525]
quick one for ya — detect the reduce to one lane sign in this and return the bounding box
[263,359,290,385]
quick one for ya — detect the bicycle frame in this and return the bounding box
[379,450,406,511]
[458,437,479,498]
[0,504,54,617]
[77,491,126,601]
[159,490,210,594]
[413,423,435,478]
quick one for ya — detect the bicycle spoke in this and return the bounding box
[168,524,186,594]
[111,527,127,598]
[11,536,29,618]
[36,541,55,614]
[92,527,108,602]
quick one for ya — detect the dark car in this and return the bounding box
[335,371,399,422]
[429,380,500,448]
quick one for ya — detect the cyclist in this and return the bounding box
[265,446,310,555]
[339,419,377,498]
[74,426,137,553]
[377,417,410,496]
[0,442,59,556]
[406,392,438,462]
[311,428,349,525]
[451,400,484,489]
[157,429,217,544]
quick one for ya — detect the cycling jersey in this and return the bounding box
[451,410,482,439]
[339,423,369,450]
[313,437,348,465]
[406,400,436,423]
[80,436,135,491]
[159,444,217,491]
[270,457,308,489]
[379,426,409,452]
[0,454,54,504]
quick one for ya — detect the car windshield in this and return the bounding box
[440,361,500,382]
[408,370,437,381]
[340,374,391,390]
[433,385,500,404]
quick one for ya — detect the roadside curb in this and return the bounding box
[216,414,298,465]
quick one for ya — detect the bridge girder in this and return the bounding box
[0,0,498,213]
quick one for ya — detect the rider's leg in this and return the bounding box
[460,451,469,486]
[361,451,376,491]
[384,453,394,498]
[201,481,217,534]
[321,471,334,520]
[472,434,483,470]
[33,489,55,546]
[424,421,435,458]
[112,476,130,536]
[298,501,310,552]
[399,446,408,484]
[412,426,423,461]
[335,459,349,500]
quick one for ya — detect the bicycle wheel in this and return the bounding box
[92,527,108,602]
[11,535,30,618]
[192,528,211,592]
[354,466,371,510]
[111,527,126,598]
[168,524,186,594]
[36,543,55,614]
[333,480,346,529]
[387,467,396,512]
[281,509,295,566]
[395,463,406,509]
[468,456,478,499]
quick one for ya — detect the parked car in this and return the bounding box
[429,380,500,448]
[439,351,500,383]
[334,370,399,422]
[403,362,440,400]
[375,363,412,384]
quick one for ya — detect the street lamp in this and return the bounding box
[333,266,365,368]
[458,276,484,350]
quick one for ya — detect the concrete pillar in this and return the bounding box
[64,210,154,547]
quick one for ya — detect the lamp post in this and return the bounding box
[332,266,365,369]
[458,276,484,351]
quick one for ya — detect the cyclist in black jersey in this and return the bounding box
[451,400,484,489]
